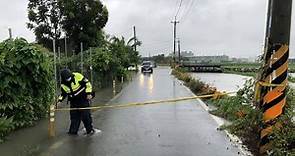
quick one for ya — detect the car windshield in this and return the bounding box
[142,62,151,66]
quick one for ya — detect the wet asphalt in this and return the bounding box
[2,67,243,156]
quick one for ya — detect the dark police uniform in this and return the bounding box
[58,72,94,135]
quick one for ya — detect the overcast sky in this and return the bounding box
[1,0,295,58]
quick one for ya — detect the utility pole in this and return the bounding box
[255,0,292,154]
[178,39,181,64]
[90,47,93,85]
[64,36,68,68]
[8,28,12,39]
[80,42,84,74]
[133,26,137,51]
[53,39,57,108]
[58,46,61,87]
[171,17,179,66]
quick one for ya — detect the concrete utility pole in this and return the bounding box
[80,42,84,74]
[171,17,179,66]
[90,47,93,85]
[133,26,137,51]
[53,40,58,108]
[8,28,12,39]
[58,46,62,88]
[256,0,293,154]
[178,39,181,64]
[64,36,68,68]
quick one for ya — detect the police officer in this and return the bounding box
[58,69,95,135]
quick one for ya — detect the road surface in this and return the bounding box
[32,67,243,155]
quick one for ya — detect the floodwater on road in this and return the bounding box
[5,67,243,156]
[190,73,252,92]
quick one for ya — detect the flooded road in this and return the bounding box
[190,73,251,92]
[19,67,242,156]
[190,72,295,91]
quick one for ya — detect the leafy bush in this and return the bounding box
[271,88,295,155]
[187,79,204,94]
[0,38,54,140]
[0,117,13,143]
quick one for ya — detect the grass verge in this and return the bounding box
[208,79,295,156]
[171,68,217,96]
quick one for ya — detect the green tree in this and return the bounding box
[58,0,108,52]
[27,0,62,50]
[109,36,140,67]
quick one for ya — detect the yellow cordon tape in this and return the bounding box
[54,91,237,112]
[257,81,287,87]
[48,91,236,138]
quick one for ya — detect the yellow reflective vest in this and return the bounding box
[58,72,92,102]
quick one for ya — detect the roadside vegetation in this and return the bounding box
[58,36,140,88]
[0,39,55,142]
[208,80,295,155]
[171,68,217,96]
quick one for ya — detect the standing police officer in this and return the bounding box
[58,69,96,135]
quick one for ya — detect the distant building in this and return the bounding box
[289,58,295,63]
[169,51,194,57]
[230,57,250,63]
[180,51,194,57]
[184,55,229,64]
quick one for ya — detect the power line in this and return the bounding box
[177,0,192,21]
[180,0,198,23]
[172,0,180,17]
[179,0,194,21]
[143,40,171,46]
[175,0,183,19]
[143,42,172,49]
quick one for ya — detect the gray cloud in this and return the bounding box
[0,0,34,41]
[0,0,294,58]
[104,0,295,58]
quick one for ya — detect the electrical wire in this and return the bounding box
[177,0,191,21]
[180,0,198,23]
[143,40,172,46]
[175,0,184,19]
[172,0,180,18]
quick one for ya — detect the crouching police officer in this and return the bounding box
[58,69,96,135]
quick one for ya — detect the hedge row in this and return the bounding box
[0,38,54,142]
